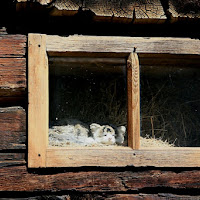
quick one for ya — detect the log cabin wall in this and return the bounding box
[0,0,200,199]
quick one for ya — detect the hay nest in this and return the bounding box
[140,136,174,148]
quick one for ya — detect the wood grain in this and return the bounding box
[82,0,166,20]
[0,153,25,167]
[46,147,200,167]
[0,58,26,97]
[0,35,26,58]
[0,58,26,88]
[105,194,200,200]
[16,0,166,20]
[1,194,200,199]
[0,107,26,150]
[28,34,48,167]
[0,35,26,98]
[47,35,200,56]
[127,53,140,149]
[1,165,200,192]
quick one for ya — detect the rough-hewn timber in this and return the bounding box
[2,194,200,199]
[2,194,200,200]
[0,153,26,167]
[16,0,200,21]
[0,58,26,89]
[1,166,200,192]
[102,194,200,200]
[0,107,26,150]
[16,0,166,22]
[0,35,26,58]
[0,35,26,97]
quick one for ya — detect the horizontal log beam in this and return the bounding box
[1,194,200,199]
[1,166,200,192]
[104,194,200,199]
[47,35,200,56]
[0,107,26,150]
[16,0,166,21]
[0,35,26,58]
[0,58,26,97]
[0,153,26,167]
[0,35,26,98]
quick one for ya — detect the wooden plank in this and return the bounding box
[46,35,200,56]
[0,153,25,167]
[28,34,48,168]
[0,58,26,96]
[0,107,26,150]
[1,166,200,191]
[127,53,140,149]
[0,35,26,57]
[46,147,200,167]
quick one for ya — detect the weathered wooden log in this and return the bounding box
[0,35,26,97]
[104,194,200,200]
[0,35,26,58]
[16,0,166,21]
[0,58,26,95]
[0,153,26,167]
[0,107,26,150]
[2,194,200,199]
[1,166,200,192]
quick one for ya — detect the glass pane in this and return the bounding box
[141,65,200,147]
[49,57,127,147]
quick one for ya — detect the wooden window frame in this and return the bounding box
[28,34,200,168]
